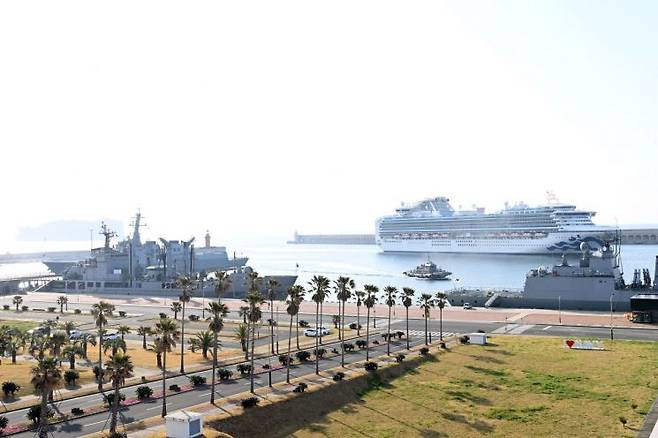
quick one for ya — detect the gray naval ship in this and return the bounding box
[40,213,296,299]
[448,240,650,311]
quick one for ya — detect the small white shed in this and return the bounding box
[467,333,487,345]
[165,410,203,438]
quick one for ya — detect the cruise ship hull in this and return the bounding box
[378,231,611,255]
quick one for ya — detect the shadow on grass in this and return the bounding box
[473,355,505,365]
[441,412,493,433]
[206,354,439,438]
[464,365,506,378]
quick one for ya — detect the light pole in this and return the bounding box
[558,296,561,324]
[609,294,614,340]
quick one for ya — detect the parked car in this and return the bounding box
[69,330,83,340]
[463,303,473,310]
[304,327,330,337]
[104,332,118,341]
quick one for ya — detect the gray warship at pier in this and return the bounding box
[39,212,296,299]
[448,240,654,311]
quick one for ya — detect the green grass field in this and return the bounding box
[0,319,39,331]
[290,336,658,438]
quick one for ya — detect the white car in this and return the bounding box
[463,303,473,310]
[103,332,118,341]
[68,330,83,340]
[304,327,331,337]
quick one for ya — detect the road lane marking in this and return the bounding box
[146,405,161,411]
[492,324,518,334]
[83,420,106,427]
[509,325,535,335]
[543,326,552,331]
[198,392,210,397]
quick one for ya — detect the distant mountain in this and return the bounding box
[17,219,124,241]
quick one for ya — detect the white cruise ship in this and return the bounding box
[375,197,617,254]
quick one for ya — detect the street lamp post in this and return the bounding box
[558,296,561,324]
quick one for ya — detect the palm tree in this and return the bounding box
[265,278,280,355]
[309,275,329,375]
[56,296,68,313]
[104,337,127,356]
[175,275,196,374]
[80,333,96,359]
[238,306,249,324]
[170,302,182,320]
[234,323,249,360]
[435,292,447,341]
[12,295,22,312]
[49,332,68,357]
[363,284,379,361]
[214,270,231,303]
[137,326,152,349]
[8,333,26,364]
[91,301,115,390]
[419,293,435,345]
[354,289,366,336]
[155,316,180,417]
[105,351,134,435]
[383,286,398,356]
[285,285,304,383]
[335,276,354,367]
[192,331,214,359]
[117,325,131,341]
[208,301,228,404]
[401,287,415,350]
[149,336,164,368]
[41,320,58,337]
[62,344,84,370]
[31,356,61,438]
[244,273,265,394]
[60,321,76,336]
[29,334,50,360]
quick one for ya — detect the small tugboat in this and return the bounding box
[404,259,451,280]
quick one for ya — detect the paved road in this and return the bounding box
[8,334,426,438]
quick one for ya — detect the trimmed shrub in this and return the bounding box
[296,350,312,362]
[169,384,181,392]
[217,369,233,380]
[27,405,52,425]
[47,307,56,313]
[364,361,378,371]
[312,348,325,359]
[103,392,125,406]
[136,386,153,400]
[0,415,6,432]
[236,364,252,375]
[188,375,207,387]
[64,370,79,385]
[396,331,405,339]
[189,315,200,321]
[372,340,380,345]
[74,308,82,314]
[396,354,405,363]
[278,354,292,366]
[355,340,367,349]
[2,381,20,397]
[241,397,259,408]
[420,347,430,355]
[118,311,127,317]
[333,372,346,381]
[71,407,84,416]
[2,305,9,310]
[342,342,355,352]
[298,320,310,328]
[439,342,447,349]
[293,382,308,393]
[348,322,362,330]
[159,312,167,319]
[459,335,470,344]
[21,305,29,311]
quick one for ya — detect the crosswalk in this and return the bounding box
[491,324,535,334]
[406,330,456,338]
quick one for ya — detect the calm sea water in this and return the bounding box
[3,243,658,297]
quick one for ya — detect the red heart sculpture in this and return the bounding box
[566,339,574,348]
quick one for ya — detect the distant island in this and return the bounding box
[17,219,124,241]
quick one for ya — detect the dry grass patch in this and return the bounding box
[272,336,658,438]
[0,360,95,401]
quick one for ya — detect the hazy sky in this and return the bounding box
[1,1,657,250]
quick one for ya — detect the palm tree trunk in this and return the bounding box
[315,301,320,375]
[142,334,147,349]
[424,314,428,345]
[319,302,323,345]
[406,306,410,350]
[110,381,119,433]
[366,307,371,361]
[340,299,345,367]
[295,313,300,350]
[270,299,275,355]
[180,302,186,373]
[286,314,293,383]
[11,350,16,364]
[38,385,49,438]
[440,307,443,341]
[161,350,167,417]
[70,356,75,370]
[356,304,361,336]
[387,304,392,356]
[98,330,103,390]
[211,332,218,404]
[250,320,256,393]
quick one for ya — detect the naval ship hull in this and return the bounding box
[40,275,297,300]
